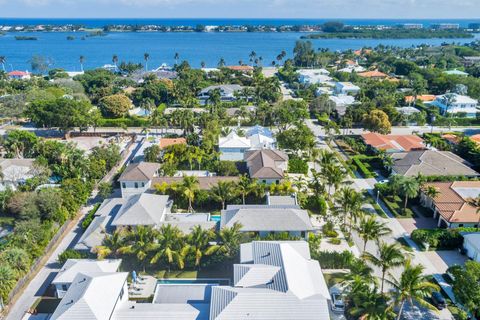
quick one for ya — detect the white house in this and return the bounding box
[218,132,252,161]
[8,71,31,80]
[198,84,243,104]
[0,158,35,191]
[432,93,479,117]
[329,95,356,116]
[463,233,480,262]
[52,259,122,298]
[118,162,160,199]
[298,69,333,86]
[334,82,360,95]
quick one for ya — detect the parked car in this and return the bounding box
[431,292,446,310]
[330,293,345,313]
[378,179,389,184]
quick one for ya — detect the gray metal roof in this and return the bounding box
[52,259,122,285]
[221,205,313,232]
[111,193,171,226]
[113,302,210,320]
[119,162,160,182]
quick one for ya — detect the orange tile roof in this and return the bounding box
[358,70,388,78]
[424,181,480,223]
[226,65,254,72]
[361,132,425,152]
[404,95,436,103]
[470,134,480,145]
[159,138,187,149]
[354,49,372,56]
[442,134,461,145]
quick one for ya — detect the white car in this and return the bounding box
[331,293,345,313]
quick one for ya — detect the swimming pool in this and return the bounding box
[210,215,221,222]
[157,278,229,285]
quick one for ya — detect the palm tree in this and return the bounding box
[144,52,150,71]
[467,196,480,230]
[388,259,439,320]
[200,61,206,68]
[400,177,419,211]
[93,229,125,259]
[210,181,236,210]
[181,175,199,212]
[349,285,395,320]
[185,226,215,268]
[323,163,347,195]
[249,51,257,66]
[0,56,6,72]
[150,225,187,271]
[355,216,392,251]
[174,52,180,65]
[362,242,405,293]
[236,174,256,205]
[118,226,156,272]
[206,222,242,259]
[112,54,118,71]
[218,57,226,68]
[79,55,85,72]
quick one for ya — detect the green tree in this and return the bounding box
[98,182,113,200]
[185,225,215,268]
[363,109,392,134]
[94,229,126,259]
[449,261,480,315]
[362,242,405,293]
[181,175,199,212]
[118,226,156,272]
[210,181,236,210]
[98,94,132,118]
[206,222,242,259]
[355,216,392,251]
[388,259,439,320]
[236,175,257,205]
[0,247,31,275]
[400,177,419,211]
[0,264,17,302]
[150,224,186,270]
[3,130,39,158]
[144,145,161,162]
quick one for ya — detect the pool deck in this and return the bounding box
[129,275,157,299]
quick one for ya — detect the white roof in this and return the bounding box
[111,193,170,226]
[444,69,469,76]
[329,95,355,106]
[218,132,251,149]
[113,302,210,320]
[298,68,330,76]
[436,93,478,104]
[51,272,128,320]
[336,82,360,90]
[248,133,275,149]
[464,233,480,253]
[52,259,122,285]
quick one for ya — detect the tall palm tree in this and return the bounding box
[249,51,257,66]
[218,57,226,68]
[150,224,187,271]
[388,259,439,320]
[181,175,199,212]
[185,226,215,268]
[174,52,180,65]
[355,216,392,251]
[362,242,405,293]
[118,226,156,272]
[210,181,236,210]
[349,285,395,320]
[112,54,118,71]
[236,174,256,205]
[323,163,347,195]
[79,55,85,72]
[144,52,150,71]
[206,222,242,259]
[94,229,125,259]
[200,61,206,68]
[0,56,6,72]
[467,196,480,230]
[400,177,419,211]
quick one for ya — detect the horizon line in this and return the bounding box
[1,17,479,20]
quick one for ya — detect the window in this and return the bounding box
[119,287,124,300]
[459,224,464,227]
[134,182,139,189]
[62,284,68,291]
[122,182,126,189]
[141,182,145,188]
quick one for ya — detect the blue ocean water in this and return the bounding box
[0,18,479,71]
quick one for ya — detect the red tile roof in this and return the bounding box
[358,70,388,78]
[361,132,425,152]
[8,71,29,76]
[159,138,187,149]
[226,65,254,72]
[404,95,436,103]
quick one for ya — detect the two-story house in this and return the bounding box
[119,162,160,199]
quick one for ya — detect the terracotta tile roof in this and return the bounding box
[470,134,480,145]
[151,176,240,190]
[159,138,187,149]
[8,71,29,76]
[404,95,436,103]
[361,132,425,152]
[424,181,480,223]
[354,49,372,56]
[358,70,388,78]
[226,65,254,72]
[442,134,461,145]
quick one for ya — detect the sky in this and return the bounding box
[0,0,479,19]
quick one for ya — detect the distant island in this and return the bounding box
[14,36,37,40]
[302,29,474,39]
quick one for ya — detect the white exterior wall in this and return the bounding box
[55,283,70,298]
[434,100,479,117]
[258,231,308,239]
[219,148,248,161]
[120,180,151,199]
[464,239,480,262]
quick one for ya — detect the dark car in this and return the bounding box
[431,292,446,310]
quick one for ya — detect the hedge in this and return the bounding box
[288,156,309,174]
[314,250,357,269]
[411,228,464,250]
[81,203,101,230]
[98,116,149,127]
[351,155,377,178]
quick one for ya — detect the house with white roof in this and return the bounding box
[298,69,333,86]
[328,95,356,116]
[0,158,35,191]
[221,204,314,239]
[218,132,252,161]
[444,69,469,76]
[210,240,331,320]
[432,93,479,117]
[334,82,360,95]
[52,259,122,298]
[118,162,160,199]
[198,84,244,104]
[463,233,480,262]
[50,271,129,320]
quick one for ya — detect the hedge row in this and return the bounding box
[98,116,150,127]
[81,203,101,230]
[351,155,377,178]
[411,228,464,250]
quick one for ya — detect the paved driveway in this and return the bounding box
[397,217,438,234]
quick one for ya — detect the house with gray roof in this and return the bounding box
[209,241,331,320]
[221,204,313,239]
[391,150,479,177]
[245,149,288,184]
[119,162,160,199]
[0,158,35,191]
[52,259,122,298]
[198,84,244,105]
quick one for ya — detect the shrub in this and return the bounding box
[303,195,327,215]
[411,228,464,250]
[98,116,149,127]
[288,156,309,174]
[81,203,101,230]
[351,155,377,178]
[216,161,240,176]
[329,238,341,245]
[322,221,339,238]
[314,250,356,269]
[58,249,86,264]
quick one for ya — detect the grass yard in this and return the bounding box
[382,195,415,218]
[322,272,347,287]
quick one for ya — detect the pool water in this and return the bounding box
[210,215,221,222]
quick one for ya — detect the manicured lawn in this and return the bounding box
[382,195,415,218]
[323,272,347,287]
[396,236,414,252]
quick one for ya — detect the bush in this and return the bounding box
[216,161,240,176]
[329,238,341,245]
[322,221,339,238]
[314,250,356,269]
[303,195,327,215]
[288,156,309,174]
[98,116,149,127]
[81,203,101,230]
[411,228,464,250]
[58,249,86,264]
[351,155,377,178]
